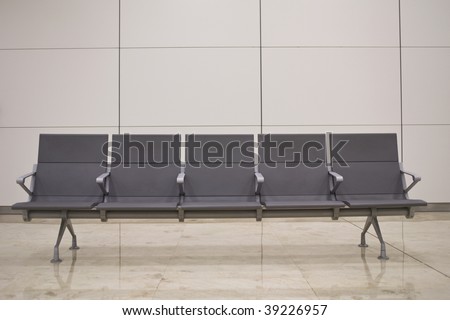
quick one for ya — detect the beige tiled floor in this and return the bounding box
[0,213,449,299]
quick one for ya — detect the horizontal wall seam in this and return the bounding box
[2,46,449,51]
[403,124,450,126]
[4,124,448,130]
[0,125,261,129]
[263,124,403,127]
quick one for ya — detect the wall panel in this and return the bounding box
[262,48,401,126]
[402,48,450,125]
[121,0,259,47]
[120,48,260,127]
[0,0,118,49]
[262,0,399,46]
[0,50,118,127]
[401,0,450,46]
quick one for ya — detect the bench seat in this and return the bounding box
[13,200,99,210]
[97,197,179,211]
[262,197,345,210]
[180,196,262,210]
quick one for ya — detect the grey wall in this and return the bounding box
[0,0,449,205]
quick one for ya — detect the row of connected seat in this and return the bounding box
[12,133,426,263]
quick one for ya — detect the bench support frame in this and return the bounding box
[51,212,80,263]
[358,208,389,260]
[21,207,415,262]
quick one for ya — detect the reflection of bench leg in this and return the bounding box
[53,248,78,290]
[66,219,80,250]
[359,216,373,248]
[51,218,68,263]
[372,216,389,260]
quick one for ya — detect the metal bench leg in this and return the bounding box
[332,208,339,220]
[66,219,80,250]
[178,208,185,222]
[51,218,68,263]
[372,216,389,260]
[358,215,373,248]
[100,210,107,222]
[256,208,262,222]
[407,207,415,219]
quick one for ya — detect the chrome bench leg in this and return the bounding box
[51,216,80,263]
[66,219,80,250]
[372,216,389,260]
[51,218,68,263]
[359,215,373,248]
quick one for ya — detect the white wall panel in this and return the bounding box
[262,48,401,126]
[0,50,118,127]
[0,128,115,206]
[401,0,450,46]
[120,48,260,127]
[121,126,260,135]
[262,0,399,46]
[403,125,450,202]
[263,125,401,136]
[402,48,450,125]
[121,0,259,47]
[0,0,118,49]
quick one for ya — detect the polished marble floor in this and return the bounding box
[0,213,449,299]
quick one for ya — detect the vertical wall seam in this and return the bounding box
[258,0,264,273]
[118,0,121,135]
[259,0,263,135]
[398,0,404,162]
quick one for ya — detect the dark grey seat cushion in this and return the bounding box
[13,134,108,212]
[33,163,106,197]
[107,165,180,198]
[102,135,182,212]
[111,134,181,165]
[12,196,102,210]
[333,162,404,196]
[258,164,331,197]
[12,200,99,210]
[182,134,259,211]
[97,196,178,211]
[180,196,262,210]
[334,161,428,209]
[18,163,106,211]
[337,195,427,208]
[257,134,343,210]
[38,134,108,163]
[342,199,427,208]
[262,196,345,210]
[332,133,427,209]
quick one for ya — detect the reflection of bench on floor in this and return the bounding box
[12,133,426,263]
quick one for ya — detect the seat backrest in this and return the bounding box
[33,134,108,199]
[184,134,255,197]
[108,134,181,198]
[258,134,330,196]
[331,133,404,196]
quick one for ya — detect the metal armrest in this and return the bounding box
[96,172,111,195]
[16,171,36,196]
[401,169,421,193]
[254,172,264,195]
[177,172,185,195]
[328,171,343,193]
